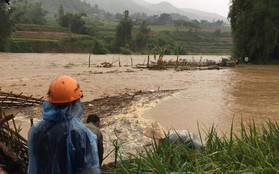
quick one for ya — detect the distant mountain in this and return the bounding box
[85,0,152,15]
[29,0,97,15]
[30,0,227,22]
[136,1,227,22]
[86,0,227,21]
[181,8,228,22]
[144,2,190,15]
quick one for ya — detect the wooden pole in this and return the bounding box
[175,55,179,69]
[118,57,121,67]
[130,57,133,67]
[147,55,150,67]
[88,53,91,67]
[0,114,14,126]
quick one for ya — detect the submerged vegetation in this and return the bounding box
[104,119,279,173]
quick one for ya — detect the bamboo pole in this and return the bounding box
[0,114,14,126]
[147,55,150,67]
[118,57,121,67]
[88,53,91,67]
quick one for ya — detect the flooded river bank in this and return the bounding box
[1,53,278,136]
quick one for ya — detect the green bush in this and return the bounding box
[92,40,108,54]
[119,47,133,55]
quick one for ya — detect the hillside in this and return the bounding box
[181,8,228,22]
[7,0,232,54]
[86,0,151,15]
[91,0,227,21]
[10,22,232,55]
[28,0,97,15]
[139,1,227,22]
[29,0,227,22]
[170,30,232,54]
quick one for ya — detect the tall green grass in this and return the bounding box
[105,119,279,174]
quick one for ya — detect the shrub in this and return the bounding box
[92,40,108,54]
[119,47,133,55]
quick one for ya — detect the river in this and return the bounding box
[1,53,279,136]
[143,65,279,135]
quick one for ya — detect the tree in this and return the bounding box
[58,4,64,16]
[135,21,150,51]
[92,40,108,54]
[0,4,14,51]
[228,0,279,63]
[57,7,87,34]
[12,1,48,25]
[173,19,185,31]
[114,10,133,51]
[71,13,87,34]
[27,2,48,25]
[88,16,103,37]
[174,45,185,69]
[158,47,166,63]
[57,4,64,25]
[157,13,172,25]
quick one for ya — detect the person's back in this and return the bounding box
[29,117,98,173]
[85,114,104,166]
[28,76,100,174]
[29,120,68,173]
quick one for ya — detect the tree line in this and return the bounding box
[229,0,279,63]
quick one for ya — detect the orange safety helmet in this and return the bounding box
[47,75,83,103]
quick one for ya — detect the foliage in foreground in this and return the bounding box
[0,4,14,51]
[107,120,279,173]
[229,0,279,64]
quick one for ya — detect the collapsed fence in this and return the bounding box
[0,91,43,109]
[0,91,43,173]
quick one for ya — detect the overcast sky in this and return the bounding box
[145,0,231,17]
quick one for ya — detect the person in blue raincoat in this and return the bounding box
[28,75,101,174]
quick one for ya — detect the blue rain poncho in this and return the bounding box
[28,99,100,174]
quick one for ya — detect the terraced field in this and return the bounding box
[10,23,232,54]
[171,30,232,54]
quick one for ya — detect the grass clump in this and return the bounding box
[105,119,279,173]
[63,63,77,69]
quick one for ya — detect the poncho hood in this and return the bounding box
[42,98,83,123]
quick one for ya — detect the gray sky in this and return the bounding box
[146,0,231,17]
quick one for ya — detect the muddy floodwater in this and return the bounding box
[144,65,279,135]
[1,53,279,136]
